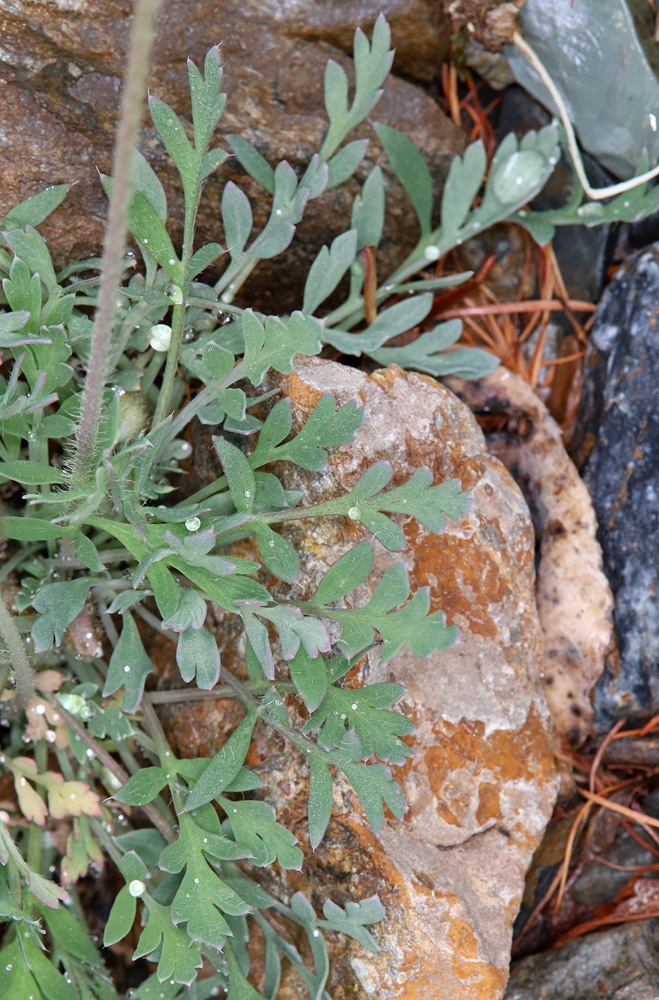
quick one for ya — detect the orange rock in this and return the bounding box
[158,357,558,999]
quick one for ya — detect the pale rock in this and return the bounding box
[159,357,558,1000]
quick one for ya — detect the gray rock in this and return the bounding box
[504,918,659,1000]
[505,0,659,179]
[572,246,659,730]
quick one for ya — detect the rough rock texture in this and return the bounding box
[572,246,659,731]
[444,0,525,51]
[447,369,614,745]
[0,0,463,313]
[504,918,659,1000]
[158,358,558,999]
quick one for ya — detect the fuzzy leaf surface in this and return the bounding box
[103,612,154,713]
[224,799,303,870]
[185,712,256,811]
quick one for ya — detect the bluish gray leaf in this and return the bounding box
[246,218,294,259]
[371,338,499,379]
[3,225,58,292]
[352,166,385,250]
[188,45,226,150]
[149,97,196,184]
[104,612,154,713]
[374,122,433,235]
[440,140,487,241]
[324,60,349,125]
[185,712,257,811]
[326,139,368,189]
[222,181,253,259]
[312,541,373,607]
[253,522,299,583]
[31,578,93,652]
[308,755,333,850]
[302,229,358,315]
[0,184,68,234]
[289,646,328,713]
[324,293,432,354]
[227,135,275,194]
[131,148,167,222]
[187,242,223,282]
[214,438,256,513]
[116,767,168,806]
[176,626,221,689]
[102,176,182,282]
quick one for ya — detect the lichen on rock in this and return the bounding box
[159,357,558,999]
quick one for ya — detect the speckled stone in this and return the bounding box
[504,918,659,1000]
[158,358,558,1000]
[573,245,659,730]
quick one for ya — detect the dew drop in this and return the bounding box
[423,245,440,262]
[124,665,131,673]
[185,516,201,532]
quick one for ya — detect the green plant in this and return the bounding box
[1,10,657,999]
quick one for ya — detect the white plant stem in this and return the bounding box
[512,30,659,200]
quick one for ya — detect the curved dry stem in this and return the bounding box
[512,30,659,200]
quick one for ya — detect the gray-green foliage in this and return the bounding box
[0,13,654,999]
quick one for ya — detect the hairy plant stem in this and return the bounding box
[26,741,48,878]
[222,671,333,764]
[46,695,176,843]
[69,0,159,491]
[151,152,205,427]
[140,697,185,812]
[146,679,296,704]
[89,818,125,870]
[0,591,33,709]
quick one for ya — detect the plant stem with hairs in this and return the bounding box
[69,0,160,493]
[0,592,33,710]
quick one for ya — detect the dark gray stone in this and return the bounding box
[572,246,659,730]
[505,919,659,1000]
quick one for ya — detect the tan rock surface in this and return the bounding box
[0,0,463,312]
[157,358,558,999]
[448,368,614,745]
